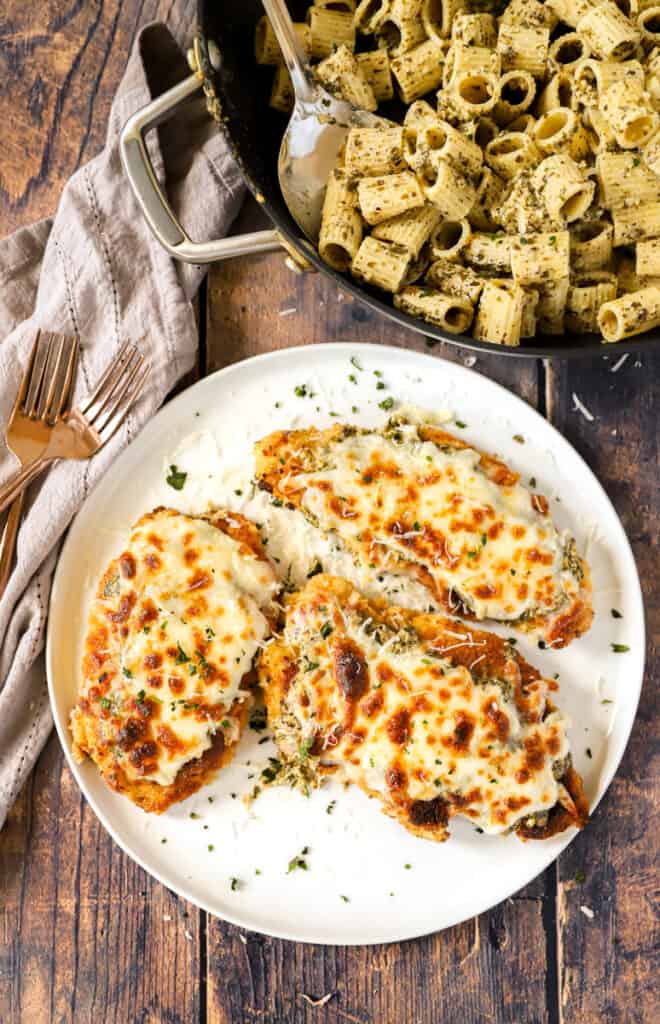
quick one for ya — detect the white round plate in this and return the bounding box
[47,343,645,945]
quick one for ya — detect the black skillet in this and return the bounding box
[120,1,660,359]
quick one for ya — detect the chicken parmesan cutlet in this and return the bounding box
[259,575,588,842]
[254,419,592,648]
[70,507,279,813]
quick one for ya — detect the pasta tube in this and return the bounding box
[345,127,406,176]
[352,237,411,291]
[393,285,474,332]
[473,279,526,345]
[532,154,596,223]
[598,285,660,341]
[357,171,425,225]
[510,231,571,285]
[566,271,618,331]
[319,169,364,271]
[372,203,443,257]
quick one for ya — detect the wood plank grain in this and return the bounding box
[546,354,660,1024]
[205,198,552,1024]
[0,0,195,233]
[1,733,201,1024]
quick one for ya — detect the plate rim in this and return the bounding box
[46,342,646,945]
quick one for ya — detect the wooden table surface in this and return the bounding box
[0,4,657,1023]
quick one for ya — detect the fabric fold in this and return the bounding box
[0,22,244,828]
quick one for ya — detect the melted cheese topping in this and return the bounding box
[77,510,279,786]
[278,583,570,835]
[277,424,579,623]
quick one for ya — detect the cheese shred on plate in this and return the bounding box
[259,575,589,841]
[254,419,593,647]
[70,507,279,813]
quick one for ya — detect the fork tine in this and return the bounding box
[93,353,146,435]
[37,334,66,420]
[97,361,149,444]
[16,333,41,413]
[24,332,52,417]
[85,347,141,426]
[47,337,79,422]
[80,339,133,418]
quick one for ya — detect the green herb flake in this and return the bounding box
[230,877,241,891]
[586,748,592,759]
[529,476,537,488]
[575,868,586,884]
[455,420,467,429]
[350,356,363,371]
[190,812,200,820]
[513,434,525,444]
[378,397,394,411]
[294,384,308,398]
[611,608,623,619]
[326,800,337,815]
[610,643,629,653]
[320,621,333,639]
[175,642,190,664]
[166,464,187,491]
[340,894,350,903]
[287,846,310,873]
[122,667,133,679]
[307,560,323,578]
[100,697,112,711]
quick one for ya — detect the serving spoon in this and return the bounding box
[262,0,386,241]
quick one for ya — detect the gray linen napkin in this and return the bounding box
[0,23,245,828]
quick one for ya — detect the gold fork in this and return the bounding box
[0,338,149,516]
[0,331,79,597]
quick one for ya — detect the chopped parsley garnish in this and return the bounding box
[529,476,537,488]
[136,689,146,704]
[513,434,525,444]
[221,718,230,728]
[376,381,386,390]
[302,655,320,673]
[586,748,592,759]
[454,420,467,429]
[320,621,333,639]
[207,844,215,852]
[306,560,323,578]
[575,868,586,884]
[122,667,133,679]
[249,706,268,732]
[348,373,358,384]
[610,643,629,653]
[205,626,215,640]
[166,464,187,490]
[287,846,310,873]
[298,737,314,763]
[481,533,487,545]
[190,812,200,820]
[326,800,337,815]
[373,369,383,377]
[175,643,190,664]
[378,397,394,411]
[350,356,362,371]
[261,758,282,783]
[611,608,623,619]
[466,549,478,559]
[99,697,112,711]
[404,863,412,870]
[230,877,241,891]
[601,699,613,705]
[339,895,350,903]
[294,384,309,398]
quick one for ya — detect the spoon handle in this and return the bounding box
[261,0,315,103]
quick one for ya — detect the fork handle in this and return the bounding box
[0,459,50,516]
[0,493,24,599]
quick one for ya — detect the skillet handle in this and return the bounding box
[120,72,284,264]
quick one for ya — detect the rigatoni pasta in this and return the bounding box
[257,0,660,345]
